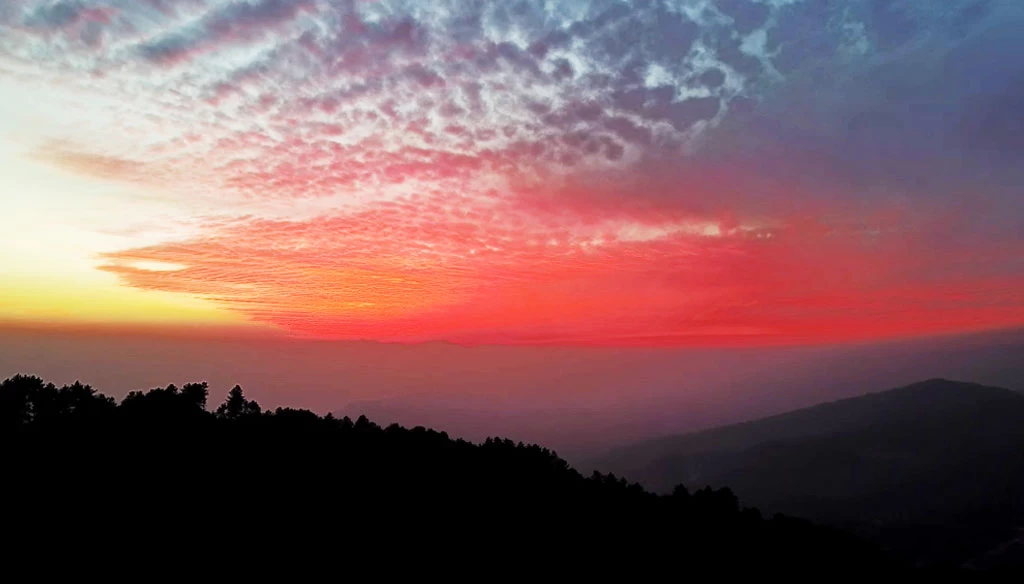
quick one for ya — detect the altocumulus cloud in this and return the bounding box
[2,0,1023,344]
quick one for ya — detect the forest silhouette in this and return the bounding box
[2,374,895,573]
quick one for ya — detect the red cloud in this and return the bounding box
[100,185,1024,345]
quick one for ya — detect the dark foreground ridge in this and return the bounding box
[2,374,892,574]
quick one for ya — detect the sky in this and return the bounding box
[1,0,1023,346]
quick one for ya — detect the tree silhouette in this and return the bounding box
[0,374,43,427]
[216,385,261,419]
[0,375,115,427]
[181,382,209,411]
[0,373,895,574]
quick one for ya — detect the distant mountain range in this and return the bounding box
[593,379,1024,568]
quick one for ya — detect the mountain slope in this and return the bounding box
[594,379,1024,567]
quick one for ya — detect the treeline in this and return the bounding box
[1,374,893,573]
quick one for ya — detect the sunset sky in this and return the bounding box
[2,0,1023,346]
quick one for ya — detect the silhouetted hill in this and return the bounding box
[0,374,891,575]
[594,379,1024,568]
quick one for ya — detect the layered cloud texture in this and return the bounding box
[2,0,1022,344]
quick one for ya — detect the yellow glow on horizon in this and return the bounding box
[0,140,249,330]
[0,273,247,326]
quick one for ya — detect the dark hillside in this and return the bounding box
[595,379,1024,567]
[1,374,890,574]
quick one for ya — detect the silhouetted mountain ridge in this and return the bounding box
[599,379,1024,474]
[595,379,1024,568]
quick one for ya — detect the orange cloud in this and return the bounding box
[99,186,1024,346]
[33,145,146,183]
